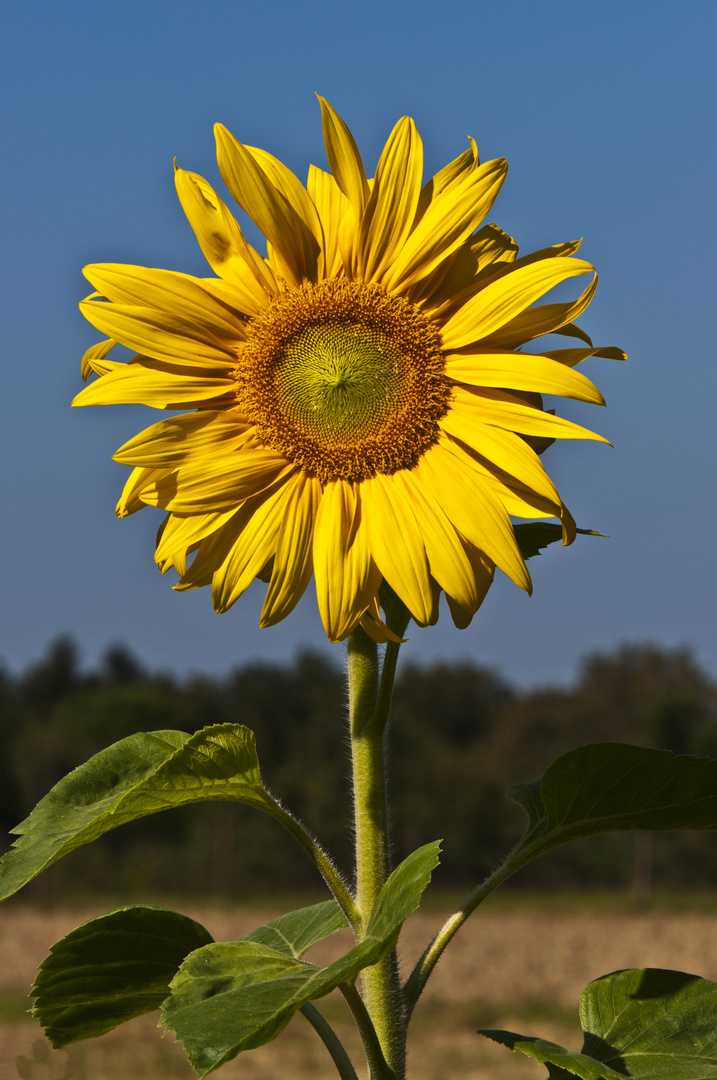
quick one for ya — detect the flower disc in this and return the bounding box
[235,279,449,482]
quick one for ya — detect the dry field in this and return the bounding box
[3,901,717,1079]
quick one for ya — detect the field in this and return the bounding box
[4,899,717,1079]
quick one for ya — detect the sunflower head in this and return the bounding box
[75,97,623,643]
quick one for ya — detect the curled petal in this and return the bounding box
[174,167,277,306]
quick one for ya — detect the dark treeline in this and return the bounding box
[1,638,716,900]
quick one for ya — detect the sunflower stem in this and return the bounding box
[403,842,524,1017]
[301,1002,360,1080]
[264,799,361,929]
[339,984,396,1080]
[347,623,406,1079]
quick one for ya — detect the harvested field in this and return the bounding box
[3,901,717,1078]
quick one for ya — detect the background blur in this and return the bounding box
[1,0,715,686]
[2,637,715,898]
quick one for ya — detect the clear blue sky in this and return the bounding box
[1,0,715,686]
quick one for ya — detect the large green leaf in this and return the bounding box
[509,743,717,862]
[33,906,214,1047]
[514,524,605,561]
[161,841,441,1076]
[480,968,717,1078]
[0,725,280,901]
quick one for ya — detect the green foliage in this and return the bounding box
[513,524,605,561]
[479,968,717,1077]
[32,906,214,1047]
[160,843,440,1076]
[241,899,349,956]
[478,1031,623,1079]
[0,725,280,900]
[509,743,717,865]
[4,636,717,1078]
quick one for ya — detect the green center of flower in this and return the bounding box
[236,279,449,483]
[274,322,405,442]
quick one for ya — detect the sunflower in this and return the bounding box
[74,98,620,643]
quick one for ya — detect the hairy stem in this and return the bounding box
[301,1002,360,1080]
[339,983,395,1080]
[265,800,361,929]
[404,841,525,1015]
[347,624,406,1078]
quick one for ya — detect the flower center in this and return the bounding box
[235,279,449,483]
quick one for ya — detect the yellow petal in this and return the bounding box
[359,116,423,283]
[551,321,593,347]
[307,165,347,278]
[460,447,575,544]
[478,274,598,350]
[83,264,248,342]
[72,360,235,409]
[445,541,495,628]
[215,124,321,286]
[399,140,478,252]
[444,350,605,405]
[154,509,238,569]
[468,222,519,269]
[441,257,594,349]
[317,96,370,216]
[360,473,435,625]
[359,603,406,645]
[541,345,627,367]
[81,338,115,382]
[79,298,238,368]
[116,467,166,517]
[506,238,583,271]
[448,385,609,442]
[439,412,562,506]
[261,473,322,626]
[392,470,478,611]
[419,139,478,203]
[175,503,260,593]
[418,222,518,310]
[114,412,252,467]
[174,167,277,307]
[138,448,293,513]
[313,480,381,643]
[212,474,302,613]
[438,239,586,320]
[337,204,361,279]
[384,157,508,293]
[483,478,558,519]
[414,441,531,592]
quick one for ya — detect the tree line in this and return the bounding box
[1,638,715,900]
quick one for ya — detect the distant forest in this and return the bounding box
[1,638,716,900]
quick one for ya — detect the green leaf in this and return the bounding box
[582,968,717,1077]
[477,1030,623,1079]
[32,906,214,1048]
[0,725,278,901]
[509,743,717,862]
[480,968,717,1078]
[242,899,349,958]
[514,524,605,561]
[161,841,441,1076]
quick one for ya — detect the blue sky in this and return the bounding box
[1,0,715,686]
